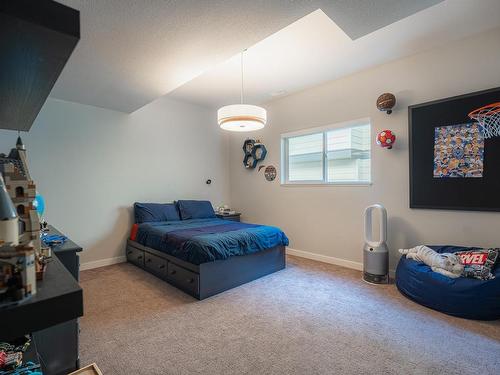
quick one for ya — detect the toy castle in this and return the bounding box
[0,137,40,304]
[0,137,41,252]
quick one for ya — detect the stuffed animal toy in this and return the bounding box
[399,245,464,278]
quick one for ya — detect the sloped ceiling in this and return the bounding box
[51,0,443,113]
[169,1,500,109]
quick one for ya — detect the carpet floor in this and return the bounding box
[80,256,500,375]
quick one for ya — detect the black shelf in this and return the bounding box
[46,226,82,256]
[46,225,82,281]
[0,0,80,131]
[0,255,83,342]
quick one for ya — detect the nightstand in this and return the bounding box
[216,213,241,222]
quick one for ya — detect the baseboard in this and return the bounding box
[80,255,127,271]
[286,247,363,271]
[286,247,397,278]
[81,249,396,275]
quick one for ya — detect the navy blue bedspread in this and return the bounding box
[135,218,289,265]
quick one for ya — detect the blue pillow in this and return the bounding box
[134,203,180,223]
[177,200,216,220]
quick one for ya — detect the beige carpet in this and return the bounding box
[80,256,500,375]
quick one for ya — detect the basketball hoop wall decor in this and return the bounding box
[468,102,500,139]
[409,87,500,212]
[376,93,396,114]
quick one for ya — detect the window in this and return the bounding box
[17,204,25,216]
[281,119,371,184]
[15,186,24,197]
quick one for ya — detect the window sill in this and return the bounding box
[280,181,372,187]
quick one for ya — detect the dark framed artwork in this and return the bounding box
[409,87,500,211]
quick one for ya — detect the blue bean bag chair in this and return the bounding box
[396,245,500,320]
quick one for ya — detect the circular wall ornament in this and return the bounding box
[376,93,396,114]
[264,165,277,181]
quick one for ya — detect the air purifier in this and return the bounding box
[363,204,389,284]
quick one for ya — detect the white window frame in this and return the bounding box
[280,117,372,186]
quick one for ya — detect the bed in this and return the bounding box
[126,201,288,299]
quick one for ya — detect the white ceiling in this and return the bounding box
[169,0,500,109]
[51,0,444,113]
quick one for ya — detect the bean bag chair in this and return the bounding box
[396,245,500,320]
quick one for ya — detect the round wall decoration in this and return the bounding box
[264,165,277,181]
[376,93,396,114]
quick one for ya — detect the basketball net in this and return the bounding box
[468,102,500,139]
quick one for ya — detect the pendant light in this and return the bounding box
[218,50,267,132]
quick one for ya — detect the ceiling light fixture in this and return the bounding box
[217,50,266,132]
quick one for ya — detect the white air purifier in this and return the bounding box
[363,204,389,284]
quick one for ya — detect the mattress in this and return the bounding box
[135,218,289,265]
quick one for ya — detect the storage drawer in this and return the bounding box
[127,246,144,268]
[167,263,199,296]
[144,252,167,278]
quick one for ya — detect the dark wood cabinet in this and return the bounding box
[0,227,83,375]
[33,227,83,375]
[215,213,241,222]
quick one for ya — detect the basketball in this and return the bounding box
[376,93,396,114]
[376,130,396,149]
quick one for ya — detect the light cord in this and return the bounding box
[240,49,247,105]
[240,51,243,104]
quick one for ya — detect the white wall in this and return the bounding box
[2,27,499,272]
[0,96,230,266]
[228,27,500,270]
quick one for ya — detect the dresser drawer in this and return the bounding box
[167,263,199,296]
[144,252,167,278]
[126,246,144,268]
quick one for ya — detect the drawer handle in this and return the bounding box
[137,256,143,260]
[170,270,176,275]
[187,278,194,284]
[159,264,165,269]
[127,251,132,255]
[147,258,152,263]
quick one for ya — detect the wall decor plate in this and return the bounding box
[409,87,500,211]
[264,165,277,181]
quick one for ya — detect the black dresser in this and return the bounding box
[0,227,83,375]
[215,212,241,222]
[33,227,83,375]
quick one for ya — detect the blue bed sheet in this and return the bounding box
[135,218,289,265]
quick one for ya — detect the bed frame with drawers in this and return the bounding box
[126,240,286,300]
